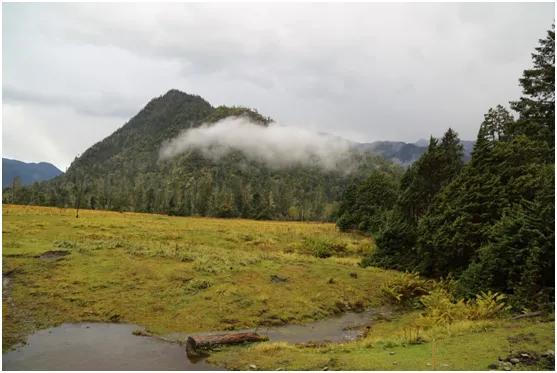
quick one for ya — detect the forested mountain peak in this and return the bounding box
[67,89,213,174]
[68,90,275,177]
[160,88,206,100]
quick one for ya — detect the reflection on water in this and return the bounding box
[2,323,218,371]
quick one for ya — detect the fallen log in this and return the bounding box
[511,311,543,320]
[186,332,268,357]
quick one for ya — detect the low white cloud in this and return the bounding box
[159,116,353,171]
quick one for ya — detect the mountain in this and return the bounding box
[2,158,63,188]
[356,139,475,166]
[460,140,475,159]
[414,138,429,147]
[355,141,427,166]
[6,90,401,221]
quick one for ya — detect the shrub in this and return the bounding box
[469,291,510,320]
[380,272,434,307]
[361,211,418,270]
[185,279,213,294]
[54,240,78,249]
[336,213,354,232]
[302,238,347,258]
[418,288,469,326]
[418,289,509,327]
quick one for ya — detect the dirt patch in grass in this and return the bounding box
[35,250,71,260]
[270,275,288,283]
[507,332,537,344]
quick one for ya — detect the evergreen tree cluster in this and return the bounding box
[336,170,399,233]
[346,26,555,308]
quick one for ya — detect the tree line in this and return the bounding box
[338,26,555,308]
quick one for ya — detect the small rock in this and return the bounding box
[109,314,121,322]
[520,353,530,358]
[510,358,520,364]
[132,329,151,337]
[322,367,328,371]
[270,275,288,283]
[542,350,555,357]
[392,362,398,366]
[274,368,283,371]
[502,362,513,371]
[426,363,432,366]
[249,364,257,370]
[389,351,395,355]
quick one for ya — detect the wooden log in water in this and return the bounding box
[185,332,268,357]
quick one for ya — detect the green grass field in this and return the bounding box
[2,205,554,370]
[2,205,392,350]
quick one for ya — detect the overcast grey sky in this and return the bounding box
[2,2,554,170]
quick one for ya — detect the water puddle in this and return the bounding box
[259,308,375,343]
[167,308,376,345]
[2,323,218,371]
[2,309,382,370]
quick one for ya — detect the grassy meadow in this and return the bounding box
[2,204,554,370]
[2,204,392,350]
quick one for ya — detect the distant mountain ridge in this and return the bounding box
[2,158,63,188]
[356,139,475,166]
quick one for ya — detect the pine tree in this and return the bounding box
[510,25,555,148]
[457,164,554,303]
[364,129,464,270]
[336,171,399,233]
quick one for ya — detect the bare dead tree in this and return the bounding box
[74,173,87,218]
[11,176,21,204]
